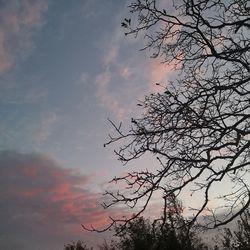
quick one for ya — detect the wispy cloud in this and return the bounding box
[95,68,126,119]
[0,150,119,249]
[34,112,60,144]
[147,58,174,93]
[93,3,133,120]
[95,34,175,121]
[103,46,119,67]
[94,1,175,120]
[0,0,48,74]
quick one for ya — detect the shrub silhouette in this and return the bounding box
[67,208,250,249]
[215,209,250,250]
[63,240,93,250]
[108,197,208,250]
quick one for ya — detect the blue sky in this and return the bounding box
[0,1,175,249]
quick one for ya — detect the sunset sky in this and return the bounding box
[0,1,175,249]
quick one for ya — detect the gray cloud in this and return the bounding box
[0,150,112,250]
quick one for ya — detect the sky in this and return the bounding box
[0,1,174,249]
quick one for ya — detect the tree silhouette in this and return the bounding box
[216,208,250,250]
[109,197,208,250]
[63,240,93,250]
[101,0,250,231]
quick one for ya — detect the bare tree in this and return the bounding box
[94,0,250,232]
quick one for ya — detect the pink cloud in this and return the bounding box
[0,0,48,74]
[95,25,174,120]
[147,58,174,93]
[0,150,122,248]
[95,57,173,119]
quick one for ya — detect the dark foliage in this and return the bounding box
[71,208,250,249]
[109,198,208,250]
[63,240,93,250]
[216,208,250,250]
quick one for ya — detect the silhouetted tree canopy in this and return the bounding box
[63,240,93,250]
[109,197,208,250]
[100,0,250,231]
[217,208,250,250]
[68,208,250,249]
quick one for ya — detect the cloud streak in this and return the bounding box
[95,67,126,119]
